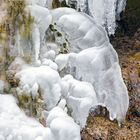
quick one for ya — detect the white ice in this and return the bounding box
[51,8,108,52]
[65,0,127,35]
[61,75,97,128]
[0,1,129,139]
[0,94,81,140]
[53,8,129,123]
[16,65,61,110]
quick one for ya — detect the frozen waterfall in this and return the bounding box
[0,1,129,140]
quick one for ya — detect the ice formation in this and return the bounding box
[26,0,47,7]
[51,8,108,52]
[61,75,97,127]
[87,0,127,34]
[64,0,127,35]
[26,4,52,63]
[53,8,129,123]
[0,94,46,140]
[15,63,97,128]
[33,0,127,34]
[16,65,61,110]
[47,107,81,140]
[0,94,80,140]
[0,0,129,139]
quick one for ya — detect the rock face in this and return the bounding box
[81,116,140,140]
